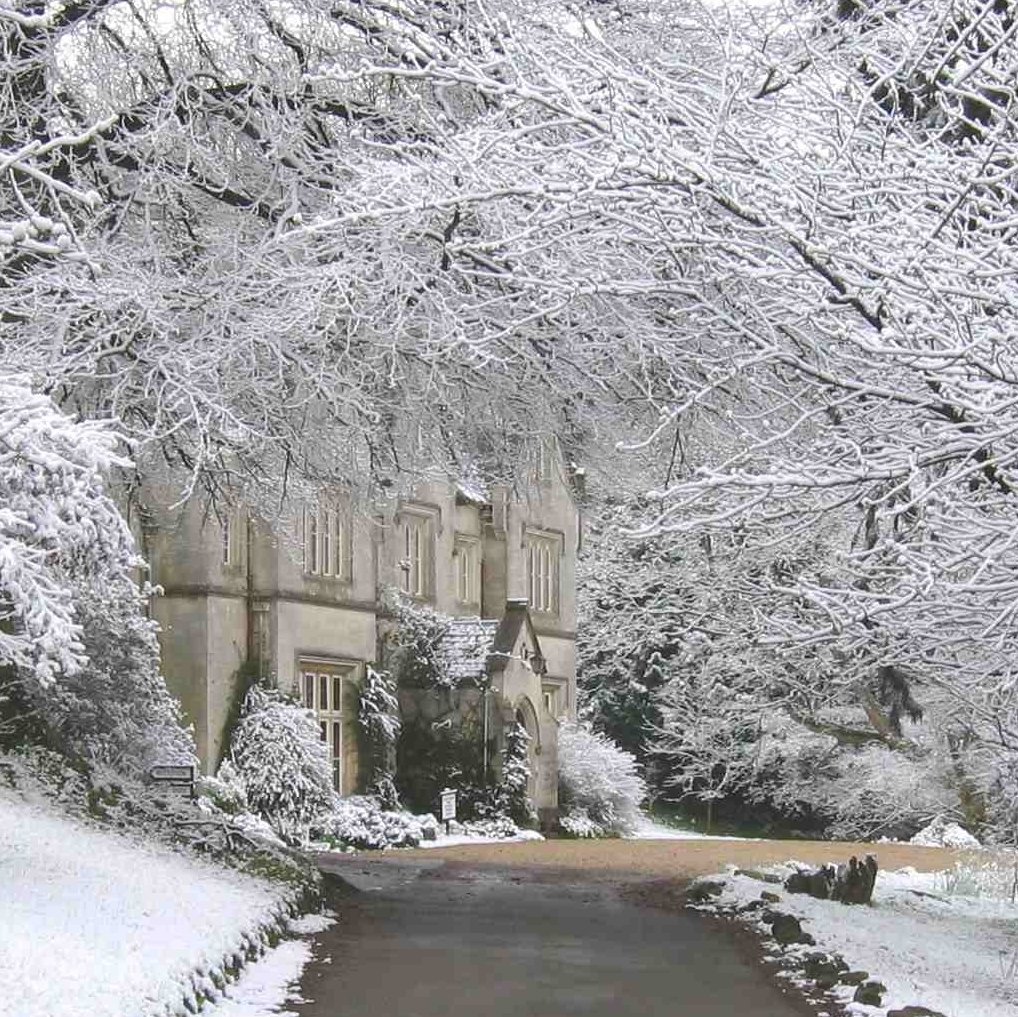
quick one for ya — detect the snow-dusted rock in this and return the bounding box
[910,818,980,849]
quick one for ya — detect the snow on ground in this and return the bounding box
[201,941,311,1017]
[0,789,299,1017]
[418,828,545,849]
[705,861,1018,1017]
[204,913,336,1017]
[626,817,752,841]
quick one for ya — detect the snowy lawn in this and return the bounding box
[0,790,305,1017]
[697,859,1018,1017]
[626,816,755,841]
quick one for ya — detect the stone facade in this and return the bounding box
[132,449,579,819]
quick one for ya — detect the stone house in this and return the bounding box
[133,449,579,820]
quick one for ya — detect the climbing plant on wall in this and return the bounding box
[358,665,401,809]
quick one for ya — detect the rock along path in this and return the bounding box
[291,849,824,1017]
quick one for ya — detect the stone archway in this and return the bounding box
[513,696,541,801]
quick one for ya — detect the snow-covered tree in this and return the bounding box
[557,722,646,837]
[228,686,333,845]
[34,571,195,774]
[0,375,130,685]
[408,0,1018,838]
[577,511,682,771]
[1,1,612,506]
[7,0,1018,838]
[0,374,193,771]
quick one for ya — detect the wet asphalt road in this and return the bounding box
[289,855,813,1017]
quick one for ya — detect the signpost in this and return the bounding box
[147,763,198,799]
[440,788,457,835]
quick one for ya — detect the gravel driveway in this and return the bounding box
[410,835,971,881]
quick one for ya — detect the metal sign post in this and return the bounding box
[440,788,457,835]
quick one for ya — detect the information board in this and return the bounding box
[440,788,457,822]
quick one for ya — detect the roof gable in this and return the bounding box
[487,600,545,676]
[434,603,546,685]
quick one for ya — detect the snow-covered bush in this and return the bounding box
[196,761,249,816]
[558,809,604,839]
[557,722,646,836]
[229,686,333,845]
[911,818,981,849]
[458,815,525,840]
[936,859,1017,901]
[819,743,962,842]
[312,795,437,850]
[0,376,195,773]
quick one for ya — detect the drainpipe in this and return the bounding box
[482,682,490,784]
[245,514,259,679]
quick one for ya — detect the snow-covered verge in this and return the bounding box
[204,913,336,1017]
[418,818,545,849]
[689,859,1018,1017]
[0,789,316,1017]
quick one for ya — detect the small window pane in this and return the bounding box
[401,515,433,597]
[332,721,342,791]
[333,676,343,715]
[335,515,347,578]
[303,673,314,708]
[526,535,558,613]
[319,674,329,711]
[322,511,332,575]
[307,513,318,573]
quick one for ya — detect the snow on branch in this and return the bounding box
[0,376,133,686]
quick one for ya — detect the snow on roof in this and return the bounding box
[438,617,500,683]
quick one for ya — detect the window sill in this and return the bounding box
[530,607,560,619]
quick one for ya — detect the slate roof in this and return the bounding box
[438,617,500,683]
